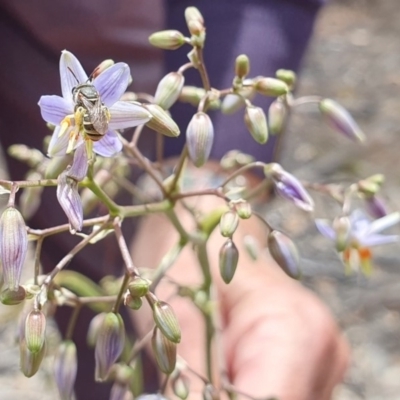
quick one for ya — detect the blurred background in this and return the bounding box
[0,0,400,398]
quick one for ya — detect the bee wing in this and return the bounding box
[81,97,109,136]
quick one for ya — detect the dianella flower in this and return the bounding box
[38,50,151,164]
[316,210,400,274]
[54,340,78,400]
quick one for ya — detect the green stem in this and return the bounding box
[33,237,43,285]
[0,179,58,190]
[81,178,120,215]
[165,209,190,242]
[65,303,82,340]
[196,47,211,91]
[120,199,172,218]
[112,273,130,312]
[169,145,188,194]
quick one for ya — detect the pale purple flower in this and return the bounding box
[38,50,151,161]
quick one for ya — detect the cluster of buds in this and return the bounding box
[124,276,151,310]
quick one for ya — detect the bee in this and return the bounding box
[69,68,110,142]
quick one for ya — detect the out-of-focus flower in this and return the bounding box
[38,50,151,162]
[54,340,78,400]
[316,210,400,274]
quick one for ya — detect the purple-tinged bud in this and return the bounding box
[152,326,177,375]
[235,54,250,79]
[124,293,143,310]
[268,230,301,279]
[264,163,314,212]
[220,211,239,238]
[186,112,214,168]
[0,206,28,291]
[20,171,44,220]
[243,235,259,261]
[149,30,186,50]
[25,310,46,353]
[87,312,106,347]
[91,59,115,79]
[20,339,46,378]
[54,340,77,400]
[276,69,296,88]
[154,72,185,110]
[365,195,388,219]
[203,384,220,400]
[57,169,83,233]
[268,99,288,135]
[1,286,26,305]
[219,239,239,284]
[255,77,289,97]
[172,373,190,400]
[332,216,351,252]
[95,312,125,381]
[231,199,252,219]
[153,301,181,343]
[244,105,269,144]
[144,104,180,137]
[128,277,151,298]
[319,99,365,142]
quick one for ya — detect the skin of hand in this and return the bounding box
[130,171,349,400]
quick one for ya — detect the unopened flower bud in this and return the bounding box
[268,99,288,135]
[128,277,151,298]
[152,327,177,375]
[95,312,125,381]
[268,230,301,279]
[124,294,143,310]
[276,69,296,87]
[7,144,44,168]
[219,211,239,238]
[243,235,259,261]
[25,310,46,354]
[20,338,46,378]
[90,59,115,80]
[219,239,239,284]
[264,163,314,212]
[186,112,214,167]
[255,77,289,97]
[57,169,83,233]
[149,30,186,50]
[87,312,106,347]
[365,173,385,186]
[185,7,204,26]
[0,206,28,291]
[144,104,180,137]
[154,72,185,110]
[221,79,256,114]
[0,286,26,305]
[319,98,365,142]
[333,216,351,252]
[153,301,181,343]
[232,199,252,219]
[235,54,250,79]
[172,373,190,400]
[357,179,380,196]
[244,105,269,144]
[54,340,77,400]
[365,195,388,219]
[179,86,205,106]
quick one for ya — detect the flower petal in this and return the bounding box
[365,212,400,235]
[60,50,88,103]
[67,144,88,182]
[315,219,336,240]
[93,63,130,107]
[48,125,71,157]
[93,130,122,157]
[38,95,72,125]
[108,101,151,129]
[361,234,399,247]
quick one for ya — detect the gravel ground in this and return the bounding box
[1,0,400,399]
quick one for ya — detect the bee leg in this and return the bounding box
[85,139,95,165]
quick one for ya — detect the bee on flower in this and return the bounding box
[316,210,400,275]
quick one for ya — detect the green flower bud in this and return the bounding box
[0,286,26,305]
[255,77,289,97]
[144,104,180,137]
[172,373,190,400]
[149,30,186,50]
[179,86,205,106]
[244,105,269,144]
[185,7,204,26]
[232,199,252,219]
[154,72,185,110]
[0,206,28,291]
[153,301,181,343]
[91,59,115,79]
[186,112,214,168]
[128,277,151,298]
[219,211,239,238]
[268,230,301,279]
[333,216,351,252]
[268,99,288,135]
[235,54,250,79]
[152,327,177,375]
[365,174,385,186]
[20,339,46,378]
[357,179,380,196]
[7,144,44,168]
[124,294,143,310]
[276,69,296,87]
[319,98,365,142]
[25,310,46,354]
[54,340,77,400]
[219,239,239,284]
[95,313,125,382]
